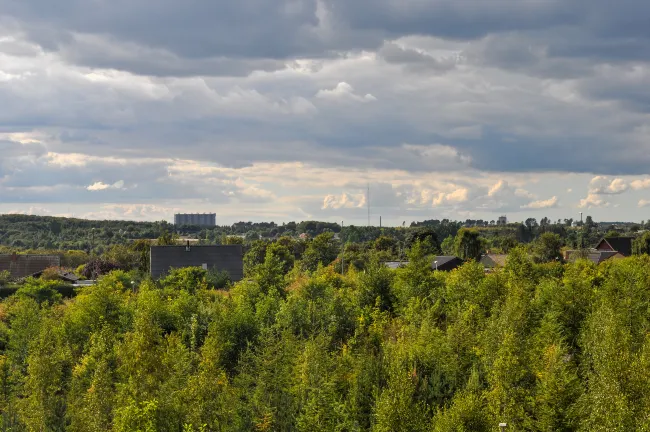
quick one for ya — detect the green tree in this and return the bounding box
[266,242,295,274]
[532,232,563,263]
[254,248,287,294]
[18,316,69,431]
[244,240,268,277]
[301,232,339,272]
[454,228,483,261]
[358,256,395,312]
[633,231,650,255]
[440,235,455,255]
[406,228,441,256]
[374,236,397,254]
[157,229,179,246]
[104,244,138,270]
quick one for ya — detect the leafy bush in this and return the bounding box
[160,267,208,293]
[39,267,62,281]
[0,270,12,285]
[206,268,231,289]
[81,258,123,279]
[15,278,63,304]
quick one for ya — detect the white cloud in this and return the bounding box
[315,82,377,102]
[522,196,558,209]
[631,178,650,190]
[579,193,610,209]
[589,176,629,195]
[86,180,125,191]
[639,199,650,208]
[432,188,469,206]
[322,193,366,209]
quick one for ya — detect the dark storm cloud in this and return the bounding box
[1,0,650,182]
[2,0,647,71]
[326,0,576,41]
[2,0,321,58]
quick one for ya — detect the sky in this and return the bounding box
[1,0,650,225]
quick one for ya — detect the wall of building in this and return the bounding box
[0,255,61,278]
[174,213,216,227]
[150,245,243,281]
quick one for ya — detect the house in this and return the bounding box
[432,256,463,271]
[565,250,624,265]
[595,237,633,257]
[480,254,508,270]
[0,254,61,279]
[384,256,463,271]
[30,268,79,283]
[150,244,244,281]
[497,216,508,226]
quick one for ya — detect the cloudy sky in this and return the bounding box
[1,0,650,225]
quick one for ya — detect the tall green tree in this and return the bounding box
[633,231,650,255]
[532,232,563,263]
[301,232,339,272]
[454,228,483,261]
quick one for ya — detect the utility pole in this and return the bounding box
[579,212,584,249]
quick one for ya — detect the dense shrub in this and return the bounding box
[81,258,123,279]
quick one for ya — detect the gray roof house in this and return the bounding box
[0,254,61,279]
[150,244,244,281]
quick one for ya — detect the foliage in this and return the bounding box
[531,232,564,263]
[15,278,63,305]
[206,268,232,290]
[301,232,340,272]
[82,258,123,279]
[0,270,12,285]
[633,231,650,255]
[454,228,484,261]
[39,266,63,281]
[157,229,180,246]
[406,228,441,256]
[3,226,650,430]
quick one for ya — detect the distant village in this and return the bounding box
[0,211,645,293]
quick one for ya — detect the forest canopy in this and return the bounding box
[0,245,649,431]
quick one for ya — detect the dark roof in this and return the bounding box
[597,237,633,256]
[30,269,79,282]
[0,254,61,279]
[433,256,463,271]
[150,245,244,281]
